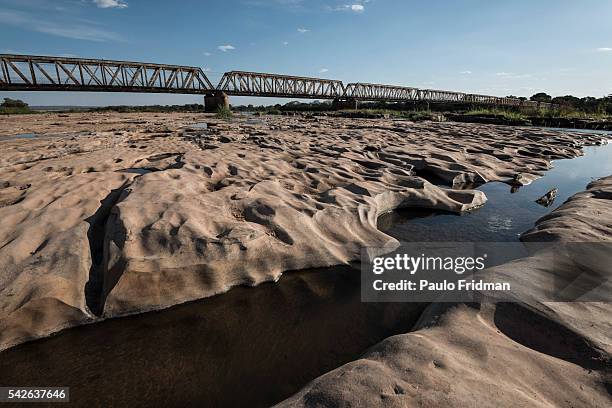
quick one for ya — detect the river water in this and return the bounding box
[380,140,612,242]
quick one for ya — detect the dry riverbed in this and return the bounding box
[0,112,610,406]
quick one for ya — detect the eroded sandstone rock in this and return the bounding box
[0,112,605,352]
[278,176,612,407]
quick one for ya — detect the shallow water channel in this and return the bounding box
[0,132,611,407]
[380,140,612,242]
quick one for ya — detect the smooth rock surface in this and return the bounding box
[278,176,612,407]
[0,112,605,351]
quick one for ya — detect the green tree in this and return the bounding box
[530,93,552,103]
[551,95,581,107]
[215,105,233,120]
[1,98,28,108]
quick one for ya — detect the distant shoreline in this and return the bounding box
[11,105,612,132]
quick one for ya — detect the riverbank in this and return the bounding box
[259,109,612,131]
[321,109,612,130]
[445,112,612,131]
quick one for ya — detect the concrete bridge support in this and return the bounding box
[204,92,229,112]
[332,98,358,110]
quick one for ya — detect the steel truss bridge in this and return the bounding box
[0,54,552,109]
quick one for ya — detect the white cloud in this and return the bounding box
[202,67,212,72]
[596,47,612,52]
[319,68,329,73]
[203,52,211,56]
[0,9,122,41]
[93,0,128,9]
[334,4,365,12]
[496,72,532,79]
[217,44,235,52]
[460,70,472,74]
[283,41,289,45]
[297,28,309,33]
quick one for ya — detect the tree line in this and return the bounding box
[525,93,612,114]
[3,93,612,116]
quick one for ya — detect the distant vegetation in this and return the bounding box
[233,100,333,114]
[2,92,611,122]
[328,109,442,121]
[464,108,527,121]
[85,104,205,113]
[215,105,233,120]
[0,98,34,114]
[530,92,612,115]
[235,93,612,120]
[520,93,612,121]
[464,106,612,121]
[2,100,206,114]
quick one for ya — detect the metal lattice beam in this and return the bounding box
[217,71,345,99]
[343,83,420,102]
[344,82,552,108]
[0,54,554,109]
[0,54,214,94]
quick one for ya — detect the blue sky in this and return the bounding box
[1,0,612,106]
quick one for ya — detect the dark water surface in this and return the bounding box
[380,141,612,242]
[0,266,425,408]
[0,133,610,407]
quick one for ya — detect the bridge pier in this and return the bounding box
[204,92,229,112]
[332,98,358,110]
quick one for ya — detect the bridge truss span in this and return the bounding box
[0,54,555,110]
[461,93,547,109]
[416,89,470,103]
[217,71,345,99]
[0,54,215,94]
[343,83,420,102]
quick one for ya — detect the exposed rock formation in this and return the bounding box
[278,176,612,407]
[535,187,558,207]
[0,112,605,352]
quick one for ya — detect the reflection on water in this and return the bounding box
[379,142,612,242]
[0,266,426,408]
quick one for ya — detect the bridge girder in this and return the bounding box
[0,54,214,94]
[344,83,420,102]
[217,71,345,99]
[0,54,554,110]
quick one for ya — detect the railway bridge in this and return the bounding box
[0,54,552,112]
